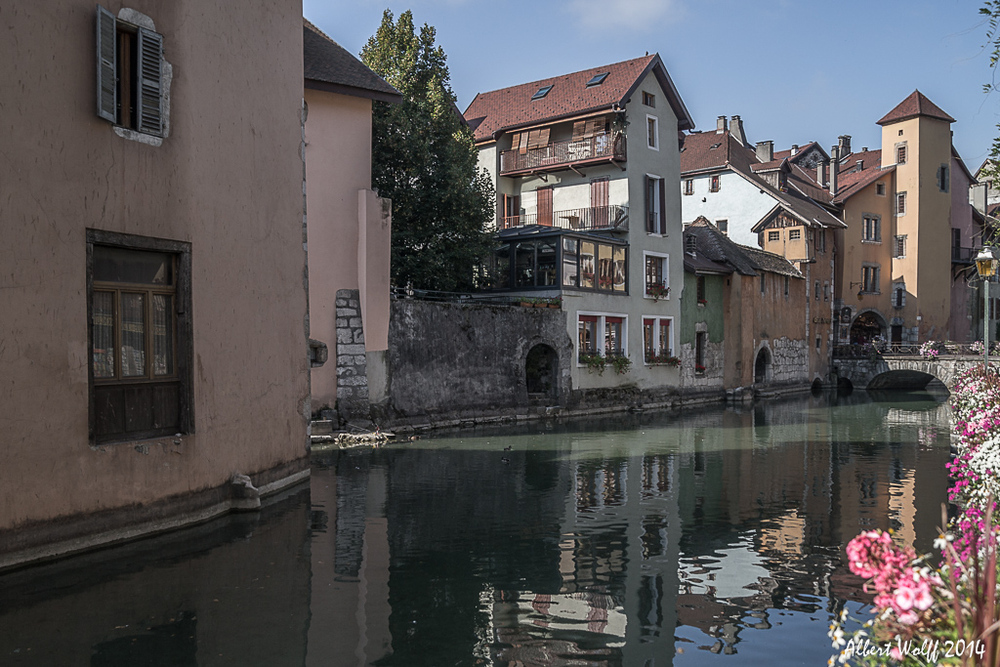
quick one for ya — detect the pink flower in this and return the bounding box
[897,610,920,625]
[894,586,915,611]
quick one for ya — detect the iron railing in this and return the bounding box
[499,133,626,174]
[833,342,983,358]
[953,246,976,263]
[501,204,629,232]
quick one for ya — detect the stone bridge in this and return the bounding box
[833,350,984,391]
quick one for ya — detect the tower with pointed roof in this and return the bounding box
[877,90,956,340]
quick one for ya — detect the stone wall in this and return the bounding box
[383,299,573,421]
[767,337,809,384]
[335,289,369,419]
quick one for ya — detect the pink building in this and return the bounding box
[303,20,400,422]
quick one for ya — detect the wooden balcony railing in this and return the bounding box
[501,204,628,232]
[499,133,626,175]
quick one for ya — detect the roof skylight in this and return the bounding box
[531,85,553,100]
[586,72,609,87]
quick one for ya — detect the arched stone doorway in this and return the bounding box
[525,344,558,401]
[850,311,885,345]
[754,347,771,384]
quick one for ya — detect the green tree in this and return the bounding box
[981,1,1000,185]
[361,10,494,292]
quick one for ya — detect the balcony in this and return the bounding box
[501,205,628,233]
[953,245,976,263]
[499,132,626,176]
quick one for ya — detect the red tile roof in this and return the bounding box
[679,130,757,174]
[463,54,693,143]
[877,90,955,125]
[832,150,888,203]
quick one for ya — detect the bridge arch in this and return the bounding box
[753,344,771,384]
[867,369,939,390]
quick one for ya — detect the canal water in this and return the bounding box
[1,391,953,666]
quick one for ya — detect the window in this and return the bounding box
[695,332,707,373]
[824,282,829,301]
[863,214,881,242]
[642,91,655,107]
[817,229,827,253]
[502,194,521,229]
[760,273,765,294]
[893,283,906,308]
[816,337,821,351]
[815,280,820,301]
[710,175,721,192]
[716,219,728,235]
[938,164,950,192]
[566,238,626,293]
[513,240,558,287]
[862,265,880,294]
[96,5,165,137]
[896,192,907,216]
[645,175,666,234]
[696,275,706,304]
[767,230,780,242]
[88,230,192,443]
[789,229,801,241]
[685,235,698,253]
[683,179,693,195]
[896,144,907,165]
[894,234,906,258]
[644,253,669,298]
[531,85,553,100]
[642,317,673,363]
[587,72,609,87]
[876,182,886,196]
[578,313,627,359]
[646,115,659,150]
[784,275,789,297]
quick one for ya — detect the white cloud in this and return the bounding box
[567,0,685,31]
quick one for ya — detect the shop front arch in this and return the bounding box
[849,310,886,345]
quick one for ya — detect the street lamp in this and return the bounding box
[975,247,999,370]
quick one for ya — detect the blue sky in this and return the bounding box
[303,0,999,171]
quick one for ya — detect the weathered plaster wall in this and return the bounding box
[386,300,574,418]
[304,89,392,413]
[0,0,308,555]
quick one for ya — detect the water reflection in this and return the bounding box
[0,391,952,666]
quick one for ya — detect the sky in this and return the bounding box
[303,0,999,171]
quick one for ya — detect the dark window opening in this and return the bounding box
[587,72,609,87]
[532,85,553,100]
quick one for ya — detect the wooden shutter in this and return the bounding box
[537,187,553,226]
[645,176,655,233]
[136,27,164,136]
[658,178,666,234]
[526,128,550,150]
[96,6,117,122]
[572,121,586,141]
[591,178,609,228]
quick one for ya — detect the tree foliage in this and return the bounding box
[361,10,494,292]
[982,1,1000,183]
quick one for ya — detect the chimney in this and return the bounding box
[862,146,868,152]
[830,146,839,196]
[817,159,827,186]
[729,115,746,145]
[791,144,799,156]
[717,115,727,134]
[838,135,852,157]
[856,159,864,171]
[756,140,774,163]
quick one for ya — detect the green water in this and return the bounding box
[0,391,953,666]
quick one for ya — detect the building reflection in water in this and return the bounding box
[0,392,952,666]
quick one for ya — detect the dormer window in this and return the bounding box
[586,72,609,87]
[642,91,655,107]
[531,85,553,100]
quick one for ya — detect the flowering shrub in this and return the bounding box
[919,340,942,358]
[972,340,986,355]
[830,365,1000,665]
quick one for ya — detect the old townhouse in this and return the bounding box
[682,220,809,391]
[680,125,843,385]
[302,20,401,422]
[0,1,309,568]
[829,92,975,346]
[463,56,695,398]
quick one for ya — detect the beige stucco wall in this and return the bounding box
[304,89,392,411]
[0,0,308,545]
[882,115,953,340]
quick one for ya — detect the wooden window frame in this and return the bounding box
[683,179,693,196]
[643,251,669,299]
[645,175,666,234]
[710,175,721,193]
[767,230,780,242]
[642,91,655,108]
[642,316,673,364]
[646,115,659,151]
[87,230,193,444]
[789,229,801,241]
